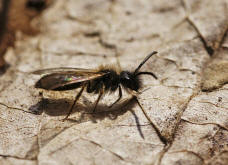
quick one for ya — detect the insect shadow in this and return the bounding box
[29,95,146,138]
[30,95,135,121]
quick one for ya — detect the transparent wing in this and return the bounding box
[32,67,98,75]
[35,71,105,90]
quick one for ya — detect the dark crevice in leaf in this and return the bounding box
[181,119,228,131]
[198,101,228,110]
[186,17,214,56]
[0,154,36,161]
[0,102,34,114]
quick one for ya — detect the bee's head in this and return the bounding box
[120,51,158,91]
[120,71,140,91]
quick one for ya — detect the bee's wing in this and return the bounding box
[32,67,98,75]
[35,71,105,90]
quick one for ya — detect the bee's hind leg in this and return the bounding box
[92,89,104,113]
[108,86,122,108]
[63,85,85,121]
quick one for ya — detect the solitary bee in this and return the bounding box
[33,51,158,120]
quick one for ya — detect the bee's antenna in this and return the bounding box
[133,51,157,75]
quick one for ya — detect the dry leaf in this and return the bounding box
[0,0,228,165]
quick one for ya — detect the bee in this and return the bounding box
[33,51,158,120]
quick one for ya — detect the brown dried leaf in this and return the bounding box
[0,0,228,165]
